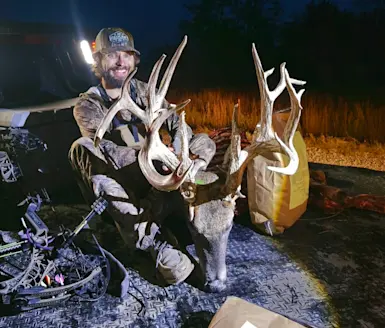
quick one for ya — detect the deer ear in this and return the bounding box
[222,195,236,209]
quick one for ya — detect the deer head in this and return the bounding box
[94,36,306,293]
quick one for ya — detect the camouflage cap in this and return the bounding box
[93,27,140,56]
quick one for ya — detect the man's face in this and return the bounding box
[100,50,136,88]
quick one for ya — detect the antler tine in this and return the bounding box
[266,68,306,175]
[157,35,188,103]
[147,54,167,118]
[179,111,193,171]
[217,103,241,174]
[94,68,145,147]
[252,43,286,142]
[282,68,306,145]
[145,50,191,135]
[226,104,242,176]
[221,104,249,199]
[143,36,189,136]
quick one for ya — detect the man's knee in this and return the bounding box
[69,137,109,178]
[189,133,216,166]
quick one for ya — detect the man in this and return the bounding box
[70,27,216,285]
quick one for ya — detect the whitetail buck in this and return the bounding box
[94,35,306,292]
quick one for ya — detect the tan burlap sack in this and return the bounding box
[246,112,310,235]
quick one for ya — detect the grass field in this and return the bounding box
[167,89,385,145]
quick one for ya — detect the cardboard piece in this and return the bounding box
[208,296,307,328]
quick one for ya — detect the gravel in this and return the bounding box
[305,141,385,172]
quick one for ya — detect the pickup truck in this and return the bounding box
[0,20,97,214]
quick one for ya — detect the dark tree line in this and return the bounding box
[142,0,384,100]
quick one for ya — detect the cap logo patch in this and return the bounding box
[109,31,129,47]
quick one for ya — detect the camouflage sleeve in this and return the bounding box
[117,108,133,122]
[166,111,193,155]
[73,96,107,139]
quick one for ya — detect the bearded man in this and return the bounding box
[70,27,216,285]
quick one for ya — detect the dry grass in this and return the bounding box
[167,89,385,145]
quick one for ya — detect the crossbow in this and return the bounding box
[0,126,144,314]
[0,192,111,312]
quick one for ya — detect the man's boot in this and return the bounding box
[149,229,194,285]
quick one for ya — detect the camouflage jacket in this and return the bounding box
[73,78,192,153]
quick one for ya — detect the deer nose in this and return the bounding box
[205,279,227,293]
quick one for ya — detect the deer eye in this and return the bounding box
[182,190,195,201]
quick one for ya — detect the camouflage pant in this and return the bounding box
[68,133,216,251]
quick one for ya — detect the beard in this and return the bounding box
[101,66,129,88]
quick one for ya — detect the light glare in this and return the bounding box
[80,40,94,65]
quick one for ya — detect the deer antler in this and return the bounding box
[221,43,306,199]
[94,35,197,191]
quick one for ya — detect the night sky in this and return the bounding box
[1,0,356,54]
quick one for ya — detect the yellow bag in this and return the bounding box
[246,112,310,235]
